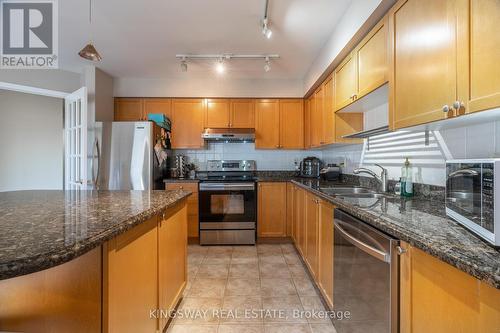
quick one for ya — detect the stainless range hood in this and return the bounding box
[202,128,255,142]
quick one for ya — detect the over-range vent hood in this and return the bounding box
[202,128,255,143]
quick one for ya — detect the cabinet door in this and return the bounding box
[389,0,464,129]
[318,201,334,310]
[400,242,480,333]
[230,99,255,128]
[310,86,324,147]
[357,17,388,98]
[305,193,319,278]
[258,182,287,237]
[114,98,144,121]
[279,99,304,149]
[304,97,312,149]
[166,182,199,238]
[171,99,205,149]
[322,75,335,145]
[206,99,230,128]
[295,188,307,257]
[467,0,500,114]
[334,54,358,111]
[143,98,172,119]
[286,183,295,238]
[158,203,187,330]
[104,216,158,333]
[255,99,280,149]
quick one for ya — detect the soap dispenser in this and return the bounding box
[401,158,413,197]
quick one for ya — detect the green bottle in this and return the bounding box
[401,158,413,197]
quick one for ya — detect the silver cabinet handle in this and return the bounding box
[396,246,407,255]
[442,105,451,113]
[453,101,465,111]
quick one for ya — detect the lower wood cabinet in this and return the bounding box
[305,191,319,278]
[258,182,287,237]
[318,200,334,310]
[294,187,307,257]
[400,241,500,333]
[286,183,295,238]
[166,182,199,238]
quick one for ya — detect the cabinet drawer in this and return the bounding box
[165,182,199,193]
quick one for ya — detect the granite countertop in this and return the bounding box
[290,179,500,290]
[0,190,191,280]
[164,178,200,183]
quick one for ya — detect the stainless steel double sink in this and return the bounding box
[319,186,390,199]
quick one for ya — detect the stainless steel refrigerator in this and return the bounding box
[91,121,169,190]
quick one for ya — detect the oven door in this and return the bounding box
[199,182,256,227]
[446,163,483,223]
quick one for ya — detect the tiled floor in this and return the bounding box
[167,243,337,333]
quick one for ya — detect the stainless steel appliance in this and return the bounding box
[199,160,257,245]
[175,155,188,178]
[202,128,255,142]
[446,159,500,246]
[334,209,399,333]
[320,164,342,181]
[93,121,168,190]
[299,156,322,178]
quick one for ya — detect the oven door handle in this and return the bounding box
[448,168,479,178]
[334,221,390,263]
[200,183,255,191]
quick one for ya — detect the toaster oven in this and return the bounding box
[445,159,500,246]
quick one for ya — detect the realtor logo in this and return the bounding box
[1,0,58,68]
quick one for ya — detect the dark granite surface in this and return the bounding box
[164,178,200,183]
[0,190,191,280]
[290,179,500,289]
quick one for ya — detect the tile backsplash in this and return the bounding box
[174,142,321,171]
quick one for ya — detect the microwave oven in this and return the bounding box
[445,159,500,246]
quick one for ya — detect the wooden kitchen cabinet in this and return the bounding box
[305,191,319,278]
[280,99,304,149]
[334,53,358,111]
[158,203,187,330]
[389,0,465,129]
[166,182,199,238]
[310,86,324,147]
[170,99,205,149]
[304,97,312,149]
[114,98,145,121]
[286,183,295,238]
[295,187,307,257]
[256,99,303,149]
[318,200,334,310]
[400,241,500,333]
[257,182,287,237]
[103,216,159,333]
[335,113,364,144]
[255,99,280,149]
[230,99,255,128]
[322,74,336,145]
[143,98,172,119]
[206,99,230,128]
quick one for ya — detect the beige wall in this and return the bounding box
[0,90,63,191]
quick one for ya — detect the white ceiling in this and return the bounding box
[59,0,353,80]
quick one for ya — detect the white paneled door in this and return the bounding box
[64,88,88,190]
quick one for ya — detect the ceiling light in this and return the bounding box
[79,0,102,62]
[264,56,271,72]
[180,58,188,72]
[262,18,272,39]
[215,58,225,74]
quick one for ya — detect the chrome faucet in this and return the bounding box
[353,164,388,192]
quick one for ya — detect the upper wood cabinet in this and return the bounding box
[465,0,500,115]
[230,99,255,128]
[114,98,145,121]
[205,99,230,128]
[257,182,287,237]
[280,99,304,149]
[304,97,312,149]
[335,113,364,144]
[322,75,335,145]
[171,99,205,149]
[334,17,388,112]
[310,86,324,147]
[389,0,465,129]
[399,241,500,333]
[143,98,172,119]
[255,99,304,149]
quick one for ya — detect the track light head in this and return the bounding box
[215,58,225,74]
[180,58,188,72]
[264,56,271,72]
[262,18,272,39]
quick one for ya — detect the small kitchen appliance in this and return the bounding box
[320,164,342,181]
[299,157,322,178]
[446,159,500,246]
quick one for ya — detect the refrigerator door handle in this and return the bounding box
[91,138,101,189]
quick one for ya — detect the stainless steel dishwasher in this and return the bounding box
[333,209,399,333]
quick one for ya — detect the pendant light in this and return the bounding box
[79,0,102,61]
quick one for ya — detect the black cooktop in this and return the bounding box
[197,171,257,182]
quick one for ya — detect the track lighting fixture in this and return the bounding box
[264,56,271,72]
[215,58,225,74]
[180,57,187,72]
[262,18,272,39]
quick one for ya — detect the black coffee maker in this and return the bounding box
[299,157,322,178]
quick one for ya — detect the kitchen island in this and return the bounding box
[0,190,191,333]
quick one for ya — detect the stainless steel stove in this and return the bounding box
[198,160,257,245]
